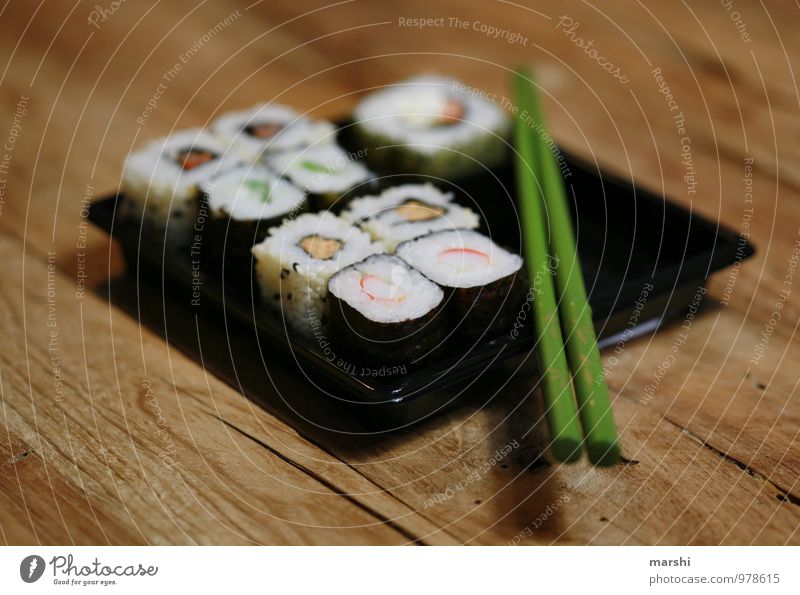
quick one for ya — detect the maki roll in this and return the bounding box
[198,163,307,278]
[396,229,524,337]
[252,212,382,335]
[211,103,335,160]
[351,75,509,178]
[340,183,480,251]
[328,254,445,361]
[122,129,240,246]
[268,144,374,211]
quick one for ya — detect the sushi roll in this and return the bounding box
[198,163,307,278]
[122,129,240,246]
[252,212,382,334]
[328,254,445,361]
[267,144,374,211]
[211,103,335,160]
[396,229,524,337]
[351,75,509,179]
[340,183,480,251]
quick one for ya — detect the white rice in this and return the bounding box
[353,75,508,154]
[328,254,443,324]
[212,103,336,160]
[252,212,383,333]
[122,128,241,244]
[201,163,305,221]
[396,229,522,288]
[340,183,479,251]
[267,144,372,196]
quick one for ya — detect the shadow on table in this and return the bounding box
[99,270,569,542]
[100,273,532,441]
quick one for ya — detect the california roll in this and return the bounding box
[212,103,335,160]
[122,129,240,246]
[341,183,479,251]
[328,254,446,361]
[351,75,509,178]
[267,144,374,211]
[252,212,382,334]
[396,229,524,337]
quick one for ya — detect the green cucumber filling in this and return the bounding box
[242,178,273,203]
[299,160,330,173]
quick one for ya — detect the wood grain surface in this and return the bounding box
[1,0,799,545]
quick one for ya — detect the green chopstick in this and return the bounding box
[515,68,620,466]
[512,72,583,463]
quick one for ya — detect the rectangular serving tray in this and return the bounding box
[89,147,753,429]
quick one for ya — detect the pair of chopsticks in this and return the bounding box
[512,69,619,466]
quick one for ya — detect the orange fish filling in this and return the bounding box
[298,235,342,260]
[245,122,284,139]
[176,149,216,170]
[394,199,446,223]
[438,98,465,125]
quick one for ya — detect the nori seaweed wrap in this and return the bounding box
[197,163,307,280]
[351,75,509,179]
[396,229,525,338]
[327,254,446,361]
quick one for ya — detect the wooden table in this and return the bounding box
[2,0,798,545]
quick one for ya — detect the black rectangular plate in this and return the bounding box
[89,148,753,429]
